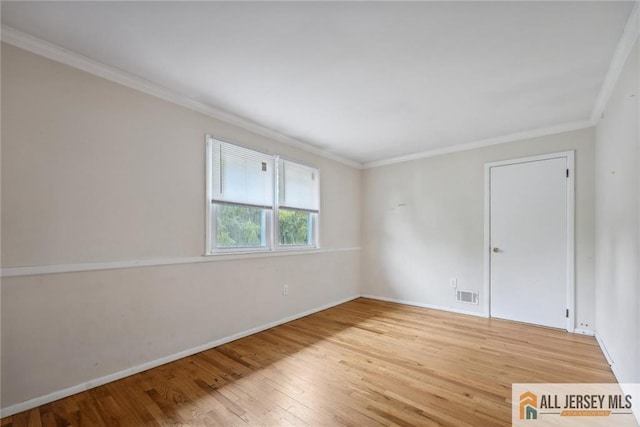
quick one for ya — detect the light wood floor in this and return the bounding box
[2,298,615,426]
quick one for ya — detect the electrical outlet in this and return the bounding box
[282,284,289,296]
[450,278,457,288]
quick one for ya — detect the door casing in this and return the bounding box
[483,151,575,332]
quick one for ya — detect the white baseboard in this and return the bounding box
[595,332,615,366]
[619,382,640,424]
[361,294,489,318]
[0,294,360,418]
[595,333,640,425]
[2,295,632,422]
[0,294,487,417]
[573,328,596,336]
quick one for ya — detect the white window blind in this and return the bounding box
[208,137,274,208]
[278,159,320,212]
[206,135,320,254]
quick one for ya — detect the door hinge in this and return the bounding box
[566,169,569,178]
[566,309,569,318]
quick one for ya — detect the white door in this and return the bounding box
[489,156,569,329]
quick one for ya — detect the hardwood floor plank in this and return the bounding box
[2,298,617,426]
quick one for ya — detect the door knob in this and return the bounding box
[492,247,500,253]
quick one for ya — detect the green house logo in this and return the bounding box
[520,391,538,420]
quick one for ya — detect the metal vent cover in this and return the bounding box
[456,290,479,305]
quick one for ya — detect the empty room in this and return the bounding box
[1,1,639,426]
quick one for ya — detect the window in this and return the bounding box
[277,159,319,247]
[206,135,319,254]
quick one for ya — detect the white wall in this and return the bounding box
[362,128,596,325]
[0,44,362,410]
[594,36,639,384]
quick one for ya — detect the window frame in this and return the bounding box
[209,202,273,254]
[205,135,320,255]
[275,208,320,250]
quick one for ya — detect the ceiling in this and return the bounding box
[1,1,635,166]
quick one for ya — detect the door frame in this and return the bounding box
[483,151,575,332]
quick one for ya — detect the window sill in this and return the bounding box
[206,246,320,258]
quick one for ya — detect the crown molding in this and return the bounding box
[363,120,593,169]
[0,25,363,169]
[3,5,635,173]
[590,1,639,124]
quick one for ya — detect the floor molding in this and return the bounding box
[361,294,488,318]
[595,332,640,424]
[619,382,640,424]
[0,294,360,418]
[573,328,596,336]
[595,332,615,367]
[0,294,623,419]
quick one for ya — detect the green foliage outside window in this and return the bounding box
[216,204,311,248]
[216,205,312,248]
[216,205,263,247]
[279,209,311,246]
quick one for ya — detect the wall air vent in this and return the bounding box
[456,290,479,305]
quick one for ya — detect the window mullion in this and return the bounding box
[273,155,280,250]
[205,136,214,255]
[206,135,319,254]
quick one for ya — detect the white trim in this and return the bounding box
[573,328,596,337]
[0,294,611,418]
[0,23,612,172]
[0,247,361,278]
[565,152,576,332]
[590,2,640,124]
[595,332,615,367]
[0,295,361,418]
[362,2,638,169]
[361,294,489,318]
[3,5,638,173]
[205,135,214,256]
[483,166,492,317]
[593,331,638,425]
[582,334,639,424]
[483,151,576,332]
[363,120,592,169]
[620,382,640,424]
[0,25,362,170]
